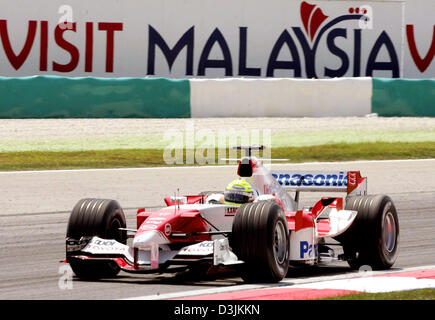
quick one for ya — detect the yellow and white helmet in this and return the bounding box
[224,179,256,206]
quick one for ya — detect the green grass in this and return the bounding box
[322,288,435,300]
[1,141,435,171]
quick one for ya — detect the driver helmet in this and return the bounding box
[224,178,256,206]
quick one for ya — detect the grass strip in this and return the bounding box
[322,288,435,300]
[0,141,435,171]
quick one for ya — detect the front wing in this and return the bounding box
[66,236,242,274]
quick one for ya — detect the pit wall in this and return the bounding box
[0,76,433,118]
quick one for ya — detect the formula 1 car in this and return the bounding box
[65,146,399,283]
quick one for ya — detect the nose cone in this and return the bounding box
[133,230,169,248]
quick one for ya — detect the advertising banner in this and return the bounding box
[0,0,433,78]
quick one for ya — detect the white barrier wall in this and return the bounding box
[0,0,433,78]
[190,77,372,117]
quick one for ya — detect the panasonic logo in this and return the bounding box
[272,171,348,187]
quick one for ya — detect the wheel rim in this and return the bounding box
[273,220,287,265]
[383,211,397,253]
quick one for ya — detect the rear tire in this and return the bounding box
[66,198,127,279]
[335,195,399,270]
[231,201,290,283]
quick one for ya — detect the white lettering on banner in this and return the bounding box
[0,0,433,78]
[57,5,74,30]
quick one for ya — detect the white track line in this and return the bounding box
[1,158,435,175]
[123,265,435,300]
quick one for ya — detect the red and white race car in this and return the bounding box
[65,146,399,283]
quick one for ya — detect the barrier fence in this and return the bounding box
[0,76,433,118]
[0,76,190,118]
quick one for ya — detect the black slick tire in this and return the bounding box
[66,198,127,279]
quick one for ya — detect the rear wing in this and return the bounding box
[233,145,367,209]
[271,170,367,196]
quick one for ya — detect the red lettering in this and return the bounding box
[52,23,79,72]
[407,24,435,73]
[0,20,37,70]
[98,22,123,72]
[85,22,93,72]
[40,21,48,71]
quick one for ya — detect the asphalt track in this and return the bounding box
[0,159,434,299]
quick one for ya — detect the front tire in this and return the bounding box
[335,195,399,270]
[66,198,127,279]
[231,201,290,283]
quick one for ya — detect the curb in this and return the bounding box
[174,268,435,300]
